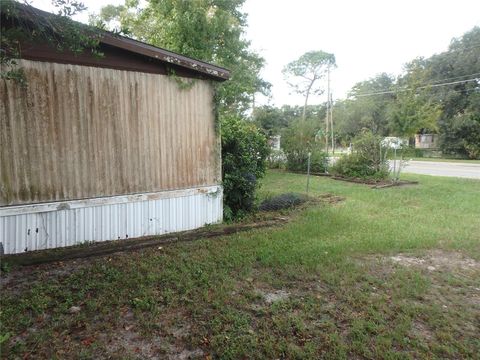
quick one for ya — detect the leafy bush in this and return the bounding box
[267,149,287,169]
[310,150,329,173]
[330,129,389,180]
[282,119,328,173]
[221,115,270,220]
[397,147,425,158]
[459,114,480,160]
[439,112,480,159]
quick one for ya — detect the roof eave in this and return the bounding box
[100,33,230,81]
[4,3,231,81]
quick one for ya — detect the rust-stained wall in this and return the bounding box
[0,60,221,206]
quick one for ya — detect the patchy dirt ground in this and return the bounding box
[388,250,480,273]
[2,248,479,359]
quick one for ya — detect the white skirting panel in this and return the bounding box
[0,186,222,254]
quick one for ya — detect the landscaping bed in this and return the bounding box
[331,176,419,188]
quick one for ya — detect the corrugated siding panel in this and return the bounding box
[0,186,222,254]
[0,60,221,206]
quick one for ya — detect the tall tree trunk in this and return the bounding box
[302,80,314,121]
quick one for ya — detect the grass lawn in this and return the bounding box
[1,171,479,359]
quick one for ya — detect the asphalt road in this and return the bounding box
[396,160,480,179]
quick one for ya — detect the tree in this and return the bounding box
[426,27,480,155]
[348,73,396,135]
[1,0,101,84]
[389,59,441,138]
[92,0,269,116]
[253,105,288,137]
[253,104,327,137]
[282,50,336,121]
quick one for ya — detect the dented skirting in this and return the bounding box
[0,186,222,254]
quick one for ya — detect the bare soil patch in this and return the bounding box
[388,250,479,273]
[258,289,290,304]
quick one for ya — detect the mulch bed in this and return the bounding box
[331,176,418,189]
[290,171,332,177]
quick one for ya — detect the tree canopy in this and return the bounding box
[1,0,101,84]
[92,0,269,116]
[282,50,336,121]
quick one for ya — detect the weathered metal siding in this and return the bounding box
[0,186,222,254]
[0,59,221,206]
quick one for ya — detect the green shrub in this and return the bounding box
[221,115,270,220]
[397,147,424,158]
[282,119,328,173]
[310,150,329,173]
[330,129,389,180]
[284,149,328,173]
[440,112,480,159]
[267,149,286,169]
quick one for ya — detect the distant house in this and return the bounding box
[415,134,438,149]
[0,5,230,254]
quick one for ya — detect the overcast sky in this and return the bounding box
[32,0,480,106]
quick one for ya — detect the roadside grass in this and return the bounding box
[1,171,479,359]
[407,157,480,164]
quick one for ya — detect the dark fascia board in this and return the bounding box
[5,2,230,81]
[100,33,230,81]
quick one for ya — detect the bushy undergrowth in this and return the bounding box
[331,130,389,180]
[267,149,286,169]
[222,115,270,220]
[282,119,328,173]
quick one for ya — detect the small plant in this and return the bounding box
[330,129,389,180]
[267,149,287,169]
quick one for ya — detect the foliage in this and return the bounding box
[282,119,327,173]
[266,149,286,169]
[442,112,480,159]
[389,60,441,137]
[253,105,289,137]
[254,104,327,137]
[331,130,389,180]
[221,115,269,220]
[333,27,479,157]
[0,0,102,84]
[92,0,269,117]
[430,28,480,156]
[283,50,336,120]
[309,150,329,173]
[335,73,395,140]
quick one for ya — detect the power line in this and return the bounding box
[425,72,480,85]
[353,77,479,98]
[350,72,480,98]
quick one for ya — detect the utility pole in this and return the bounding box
[330,93,334,153]
[252,92,256,121]
[325,66,330,154]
